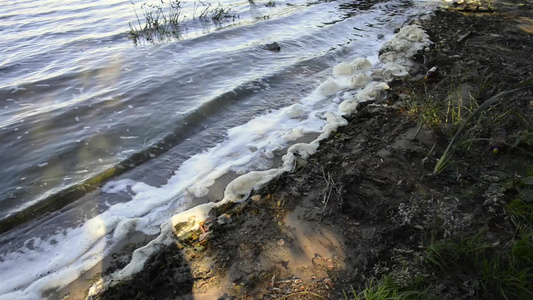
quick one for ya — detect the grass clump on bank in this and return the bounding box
[432,77,533,174]
[345,277,428,300]
[351,194,532,300]
[425,230,533,299]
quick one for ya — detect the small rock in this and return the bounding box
[326,259,335,270]
[323,277,333,287]
[217,214,232,225]
[264,42,281,51]
[277,239,285,246]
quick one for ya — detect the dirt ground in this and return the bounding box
[98,2,533,299]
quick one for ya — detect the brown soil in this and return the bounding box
[98,2,533,300]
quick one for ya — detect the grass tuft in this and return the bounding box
[344,276,426,300]
[433,76,533,174]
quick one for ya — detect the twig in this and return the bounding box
[321,167,336,213]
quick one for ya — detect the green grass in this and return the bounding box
[425,237,532,299]
[433,76,533,174]
[402,67,532,174]
[425,230,490,273]
[344,277,426,300]
[506,198,533,232]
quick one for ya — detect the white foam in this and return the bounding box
[283,104,308,119]
[332,62,355,77]
[224,169,282,202]
[107,23,433,287]
[358,82,390,101]
[315,78,342,96]
[351,57,373,71]
[347,74,373,89]
[187,185,210,198]
[114,223,175,282]
[379,24,430,66]
[397,25,430,43]
[102,179,136,194]
[339,99,360,115]
[113,218,144,240]
[383,62,410,77]
[378,51,400,63]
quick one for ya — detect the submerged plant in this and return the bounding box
[266,0,276,7]
[128,0,185,43]
[128,0,236,44]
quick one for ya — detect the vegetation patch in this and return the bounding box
[128,0,237,44]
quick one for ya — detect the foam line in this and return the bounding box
[105,22,432,288]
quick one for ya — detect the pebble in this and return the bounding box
[217,214,232,224]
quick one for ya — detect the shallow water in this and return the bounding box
[0,0,433,298]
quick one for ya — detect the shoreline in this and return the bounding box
[85,1,533,299]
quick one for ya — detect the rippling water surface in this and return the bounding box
[0,0,433,298]
[0,0,395,220]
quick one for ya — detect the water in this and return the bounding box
[0,0,433,298]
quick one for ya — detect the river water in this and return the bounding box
[0,0,434,298]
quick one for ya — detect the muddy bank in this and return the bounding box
[96,2,533,300]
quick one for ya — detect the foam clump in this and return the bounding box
[187,185,209,198]
[378,52,399,63]
[115,223,176,281]
[379,24,430,64]
[113,218,140,240]
[397,25,430,43]
[282,142,319,166]
[223,169,281,202]
[316,78,342,96]
[284,103,307,119]
[339,99,359,115]
[375,24,431,81]
[321,112,348,136]
[347,73,372,89]
[358,82,390,101]
[351,57,372,71]
[383,62,409,77]
[333,62,355,77]
[170,203,217,234]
